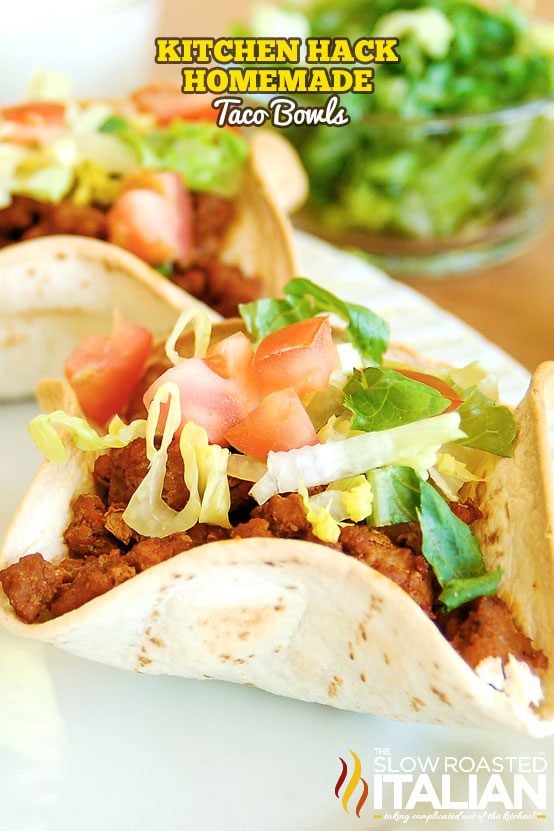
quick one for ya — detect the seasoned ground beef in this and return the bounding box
[64,494,122,558]
[0,553,61,624]
[441,596,548,673]
[380,499,482,555]
[0,442,547,681]
[129,532,193,572]
[192,193,235,256]
[50,550,136,619]
[0,192,263,317]
[173,258,263,319]
[94,438,189,511]
[340,525,434,617]
[0,195,107,243]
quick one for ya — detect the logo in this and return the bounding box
[335,750,369,818]
[333,748,548,823]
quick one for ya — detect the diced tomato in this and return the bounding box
[253,316,340,397]
[225,388,318,460]
[64,312,153,426]
[205,332,254,381]
[132,84,218,125]
[144,358,253,446]
[396,369,464,413]
[1,101,66,145]
[107,171,193,265]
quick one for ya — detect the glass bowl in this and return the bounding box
[293,97,554,277]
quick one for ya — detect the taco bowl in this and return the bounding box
[0,284,552,735]
[0,83,301,400]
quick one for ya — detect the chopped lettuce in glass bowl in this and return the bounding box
[244,0,554,276]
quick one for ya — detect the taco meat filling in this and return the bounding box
[0,436,547,680]
[0,194,262,317]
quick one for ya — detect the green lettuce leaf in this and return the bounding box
[240,278,390,364]
[418,478,485,585]
[439,569,503,613]
[417,478,502,611]
[101,117,249,198]
[368,465,420,526]
[455,385,517,457]
[343,367,450,431]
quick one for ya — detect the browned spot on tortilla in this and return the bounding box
[505,503,510,520]
[233,658,246,665]
[431,686,450,706]
[274,601,285,612]
[286,584,298,590]
[138,655,152,667]
[411,697,425,713]
[358,623,367,642]
[432,661,440,670]
[348,641,355,661]
[484,530,499,546]
[274,646,282,653]
[384,653,390,666]
[203,674,213,679]
[145,626,152,636]
[360,672,367,683]
[328,676,343,698]
[264,561,276,567]
[55,251,67,261]
[149,637,165,648]
[238,631,250,640]
[172,572,182,579]
[152,609,161,619]
[185,575,196,581]
[220,654,232,663]
[244,682,254,687]
[371,596,383,612]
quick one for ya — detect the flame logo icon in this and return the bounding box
[335,750,369,818]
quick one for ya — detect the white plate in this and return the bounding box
[0,232,551,831]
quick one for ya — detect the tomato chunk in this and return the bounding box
[132,84,218,125]
[205,332,254,381]
[396,369,463,413]
[64,313,153,426]
[144,358,253,446]
[253,316,340,397]
[1,101,66,145]
[107,171,193,265]
[225,388,318,460]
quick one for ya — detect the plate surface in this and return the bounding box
[0,232,551,831]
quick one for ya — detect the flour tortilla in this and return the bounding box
[0,132,298,400]
[0,342,553,733]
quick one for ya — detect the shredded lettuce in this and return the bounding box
[454,385,517,457]
[343,367,450,432]
[259,0,554,241]
[240,278,390,364]
[299,485,342,543]
[28,411,146,463]
[375,8,455,60]
[251,411,464,503]
[122,383,230,537]
[429,452,482,501]
[447,362,499,402]
[165,308,213,365]
[103,118,249,199]
[227,454,267,482]
[368,466,420,526]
